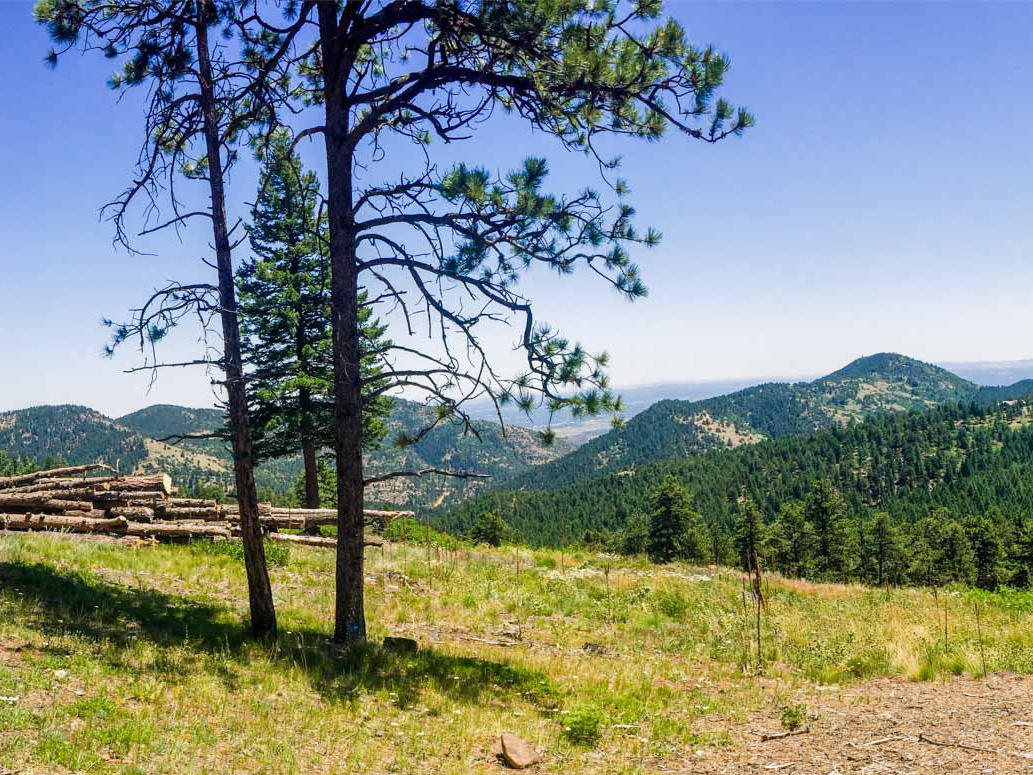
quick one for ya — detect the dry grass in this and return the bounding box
[1,533,1033,774]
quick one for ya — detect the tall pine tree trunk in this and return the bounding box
[196,11,276,639]
[320,7,367,644]
[293,252,321,515]
[300,391,321,511]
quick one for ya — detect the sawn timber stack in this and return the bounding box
[0,464,414,546]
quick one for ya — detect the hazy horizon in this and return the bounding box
[4,353,1033,419]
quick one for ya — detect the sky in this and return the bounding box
[2,1,1033,417]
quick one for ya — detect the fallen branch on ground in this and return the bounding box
[918,733,999,754]
[759,728,810,742]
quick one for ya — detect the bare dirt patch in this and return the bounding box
[686,674,1033,773]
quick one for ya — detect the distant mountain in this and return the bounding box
[486,353,1033,494]
[439,395,1033,547]
[0,400,567,507]
[0,405,147,471]
[363,401,571,506]
[463,376,780,443]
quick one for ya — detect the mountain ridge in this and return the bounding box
[0,399,569,505]
[485,352,1033,494]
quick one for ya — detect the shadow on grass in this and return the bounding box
[0,561,556,708]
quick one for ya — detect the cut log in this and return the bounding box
[0,488,99,501]
[92,490,169,503]
[162,498,217,509]
[218,504,274,516]
[0,513,129,533]
[2,476,121,495]
[105,474,173,496]
[264,532,384,549]
[158,507,223,520]
[0,495,96,513]
[108,507,155,522]
[0,513,231,540]
[221,507,414,529]
[122,521,231,539]
[363,509,415,519]
[267,532,337,548]
[259,515,309,531]
[269,507,338,519]
[0,464,115,490]
[267,507,413,519]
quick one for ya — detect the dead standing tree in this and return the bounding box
[35,0,309,638]
[256,0,753,643]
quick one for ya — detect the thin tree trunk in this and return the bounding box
[301,426,320,508]
[295,254,320,515]
[320,6,367,644]
[196,10,276,639]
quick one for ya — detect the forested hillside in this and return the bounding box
[490,353,1026,494]
[364,401,571,506]
[439,398,1033,549]
[0,400,567,505]
[0,405,147,471]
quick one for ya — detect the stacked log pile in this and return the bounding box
[0,464,413,548]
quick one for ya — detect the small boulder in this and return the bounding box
[500,733,540,769]
[382,636,418,654]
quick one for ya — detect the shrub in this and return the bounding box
[562,705,604,746]
[469,511,513,547]
[780,703,807,732]
[654,589,690,621]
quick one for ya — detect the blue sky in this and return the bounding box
[2,2,1033,416]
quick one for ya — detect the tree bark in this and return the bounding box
[1,514,129,532]
[196,10,276,639]
[104,474,174,495]
[293,244,321,514]
[0,464,114,490]
[0,495,95,513]
[320,6,367,644]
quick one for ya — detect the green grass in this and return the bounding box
[1,534,1033,773]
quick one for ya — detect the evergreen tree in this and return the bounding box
[302,1,751,642]
[292,458,337,509]
[470,511,513,547]
[647,476,707,563]
[1014,519,1033,587]
[804,479,851,580]
[36,0,282,638]
[769,501,815,577]
[908,513,975,587]
[615,511,650,556]
[238,133,393,508]
[733,497,766,574]
[964,514,1006,590]
[869,511,901,586]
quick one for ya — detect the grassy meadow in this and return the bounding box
[2,532,1033,774]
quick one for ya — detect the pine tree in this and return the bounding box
[964,514,1006,590]
[36,0,283,638]
[804,479,851,581]
[1014,519,1033,587]
[869,511,901,586]
[733,497,767,575]
[769,501,815,577]
[237,132,393,508]
[470,511,513,547]
[647,476,707,563]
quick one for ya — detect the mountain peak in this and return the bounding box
[819,353,975,389]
